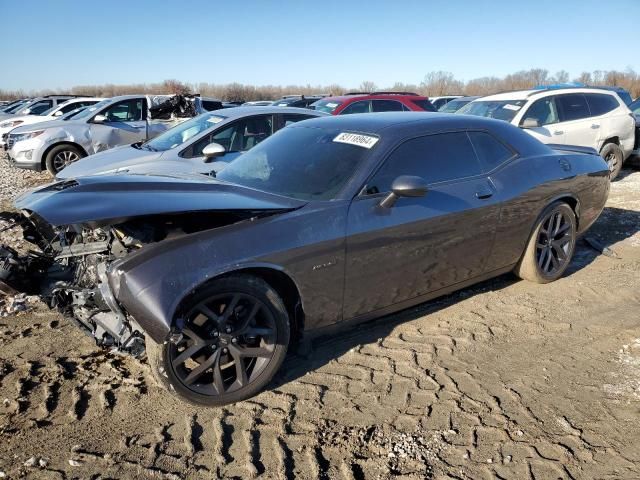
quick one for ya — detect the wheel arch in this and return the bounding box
[599,136,620,152]
[40,141,88,169]
[172,264,305,343]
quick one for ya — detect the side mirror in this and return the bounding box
[53,110,63,117]
[202,142,226,162]
[380,175,428,208]
[93,114,107,124]
[23,108,31,115]
[521,117,540,128]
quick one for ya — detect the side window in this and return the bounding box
[586,94,619,116]
[521,97,559,126]
[202,100,222,111]
[28,100,53,114]
[189,116,273,156]
[340,101,371,115]
[366,132,482,194]
[281,114,313,127]
[102,99,144,122]
[372,100,404,112]
[556,94,590,122]
[468,131,515,172]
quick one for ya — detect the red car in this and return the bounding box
[311,91,436,115]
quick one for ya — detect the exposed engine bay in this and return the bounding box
[0,208,266,357]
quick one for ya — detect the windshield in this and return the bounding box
[439,99,472,113]
[310,99,343,114]
[1,101,24,113]
[143,113,226,152]
[5,101,30,114]
[70,99,112,120]
[217,126,375,200]
[40,104,62,116]
[62,107,87,120]
[629,99,640,114]
[457,99,527,121]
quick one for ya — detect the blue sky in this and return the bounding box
[2,0,637,91]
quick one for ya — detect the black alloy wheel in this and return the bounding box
[170,292,277,396]
[535,208,573,277]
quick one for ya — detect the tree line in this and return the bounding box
[2,68,639,102]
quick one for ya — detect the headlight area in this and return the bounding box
[11,130,45,144]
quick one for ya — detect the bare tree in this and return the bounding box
[359,81,377,93]
[2,69,638,102]
[419,71,463,96]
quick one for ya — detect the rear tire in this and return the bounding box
[45,144,85,175]
[600,142,623,180]
[514,202,576,284]
[146,274,290,407]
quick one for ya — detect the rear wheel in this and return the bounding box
[514,202,576,283]
[146,275,290,406]
[45,144,85,175]
[600,142,623,180]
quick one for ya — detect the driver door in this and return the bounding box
[343,131,501,320]
[89,98,147,153]
[519,97,565,145]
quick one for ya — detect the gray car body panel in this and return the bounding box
[56,106,327,179]
[17,113,610,344]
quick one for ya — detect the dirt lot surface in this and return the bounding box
[0,161,638,479]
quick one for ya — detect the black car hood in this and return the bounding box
[15,173,306,227]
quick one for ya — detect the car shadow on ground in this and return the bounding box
[270,271,518,391]
[269,202,640,392]
[568,205,640,274]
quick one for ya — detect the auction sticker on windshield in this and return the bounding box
[206,116,224,124]
[333,132,379,149]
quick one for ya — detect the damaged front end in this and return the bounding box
[0,209,155,355]
[0,174,304,357]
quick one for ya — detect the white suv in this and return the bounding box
[458,88,635,179]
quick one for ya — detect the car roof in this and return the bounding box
[291,112,552,161]
[317,93,430,102]
[479,87,622,102]
[208,105,328,119]
[292,111,505,134]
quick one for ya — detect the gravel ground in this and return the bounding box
[0,156,638,479]
[0,156,50,204]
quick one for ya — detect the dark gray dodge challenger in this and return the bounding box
[0,113,610,406]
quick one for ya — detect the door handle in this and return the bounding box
[559,158,572,172]
[553,130,564,135]
[475,187,494,200]
[591,124,600,129]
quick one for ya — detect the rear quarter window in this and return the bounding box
[468,131,515,171]
[585,94,620,116]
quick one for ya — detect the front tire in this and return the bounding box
[146,275,290,407]
[600,142,623,180]
[45,144,85,175]
[514,202,576,284]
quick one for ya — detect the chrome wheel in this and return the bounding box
[535,209,573,276]
[168,292,277,396]
[53,150,80,171]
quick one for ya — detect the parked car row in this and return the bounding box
[3,86,635,181]
[2,94,225,174]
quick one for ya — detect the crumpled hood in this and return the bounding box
[57,145,164,179]
[15,173,306,227]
